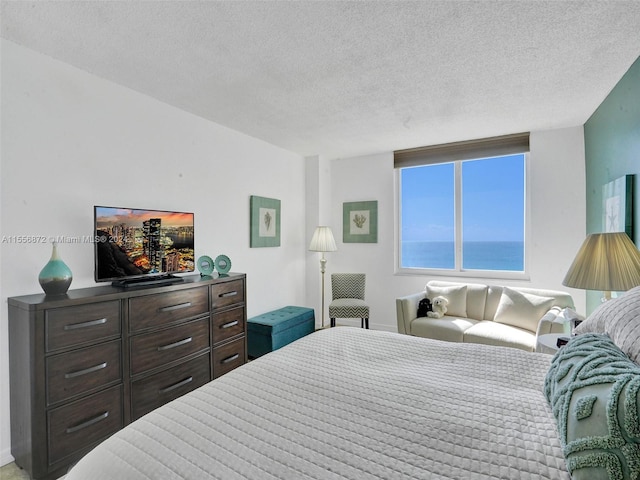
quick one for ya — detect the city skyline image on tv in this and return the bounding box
[95,206,194,282]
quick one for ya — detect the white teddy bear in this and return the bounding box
[426,296,449,319]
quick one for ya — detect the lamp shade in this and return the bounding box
[309,226,337,252]
[563,232,640,292]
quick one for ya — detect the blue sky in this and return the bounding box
[401,154,525,243]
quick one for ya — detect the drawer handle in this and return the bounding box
[157,337,192,351]
[159,302,192,312]
[221,353,239,364]
[221,320,239,329]
[64,362,108,379]
[66,411,109,434]
[219,291,238,298]
[63,318,107,331]
[159,376,193,394]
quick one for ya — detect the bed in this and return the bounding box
[65,326,569,479]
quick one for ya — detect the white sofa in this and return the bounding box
[396,280,576,351]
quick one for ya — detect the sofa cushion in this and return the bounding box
[425,284,467,318]
[544,333,640,480]
[411,316,478,343]
[574,286,640,364]
[493,287,555,333]
[463,321,536,351]
[485,285,506,320]
[485,285,575,321]
[427,281,488,322]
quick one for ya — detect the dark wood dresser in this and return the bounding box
[8,273,246,480]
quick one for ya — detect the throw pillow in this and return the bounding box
[544,333,640,480]
[425,284,467,318]
[493,287,555,333]
[572,303,609,335]
[574,286,640,364]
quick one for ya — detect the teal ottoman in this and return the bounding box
[247,306,315,358]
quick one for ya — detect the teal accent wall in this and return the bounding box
[584,55,640,313]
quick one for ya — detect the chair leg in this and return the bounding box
[361,318,364,328]
[330,318,336,327]
[365,318,369,329]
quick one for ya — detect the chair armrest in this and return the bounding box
[535,306,568,340]
[396,292,425,334]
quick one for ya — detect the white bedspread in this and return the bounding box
[66,327,569,479]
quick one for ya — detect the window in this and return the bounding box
[395,133,528,277]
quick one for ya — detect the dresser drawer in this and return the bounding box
[46,301,121,352]
[211,279,244,310]
[47,340,122,405]
[213,337,245,378]
[131,353,211,420]
[130,317,210,376]
[129,286,209,333]
[212,307,245,345]
[48,385,123,465]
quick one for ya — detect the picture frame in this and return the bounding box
[250,195,281,247]
[343,200,378,243]
[603,174,634,242]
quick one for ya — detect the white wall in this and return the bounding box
[0,40,307,465]
[324,127,587,331]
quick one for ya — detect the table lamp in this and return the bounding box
[563,232,640,302]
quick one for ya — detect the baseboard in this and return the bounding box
[0,447,15,467]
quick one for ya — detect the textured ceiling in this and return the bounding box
[2,1,640,159]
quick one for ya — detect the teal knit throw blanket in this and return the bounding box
[544,333,640,480]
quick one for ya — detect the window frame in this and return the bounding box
[394,152,531,281]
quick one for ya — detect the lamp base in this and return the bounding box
[319,253,327,328]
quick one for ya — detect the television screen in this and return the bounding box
[94,206,195,283]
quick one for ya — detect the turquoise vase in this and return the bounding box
[39,242,72,295]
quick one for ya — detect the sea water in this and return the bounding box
[401,241,524,271]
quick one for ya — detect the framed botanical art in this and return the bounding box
[250,195,281,247]
[343,200,378,243]
[603,175,634,242]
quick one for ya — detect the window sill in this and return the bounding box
[394,267,530,282]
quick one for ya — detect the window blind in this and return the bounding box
[394,132,530,168]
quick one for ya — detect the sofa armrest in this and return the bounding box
[535,306,568,340]
[396,292,425,334]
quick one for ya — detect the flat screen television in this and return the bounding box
[94,206,195,286]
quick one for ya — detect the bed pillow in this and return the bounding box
[544,333,640,480]
[425,284,467,318]
[493,287,554,333]
[574,286,640,364]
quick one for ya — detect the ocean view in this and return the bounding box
[402,241,524,271]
